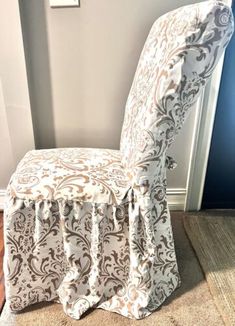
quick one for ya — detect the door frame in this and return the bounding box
[185,55,225,211]
[185,0,232,211]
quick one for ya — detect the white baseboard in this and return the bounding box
[0,189,6,211]
[167,188,186,211]
[0,188,186,212]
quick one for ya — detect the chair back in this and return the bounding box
[120,1,234,189]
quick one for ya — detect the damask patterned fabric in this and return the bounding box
[4,0,234,321]
[8,148,129,205]
[120,0,234,190]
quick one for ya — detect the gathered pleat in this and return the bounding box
[4,192,180,319]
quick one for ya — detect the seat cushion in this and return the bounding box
[8,148,130,205]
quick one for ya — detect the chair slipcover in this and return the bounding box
[4,1,233,320]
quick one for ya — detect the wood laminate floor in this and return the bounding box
[0,212,4,313]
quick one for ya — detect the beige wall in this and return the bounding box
[0,80,14,188]
[19,0,202,189]
[0,1,35,189]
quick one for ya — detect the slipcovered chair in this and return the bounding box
[4,0,233,320]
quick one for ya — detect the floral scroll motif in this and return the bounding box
[4,0,234,321]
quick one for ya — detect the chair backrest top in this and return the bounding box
[120,1,234,186]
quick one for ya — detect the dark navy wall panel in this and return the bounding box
[202,1,235,209]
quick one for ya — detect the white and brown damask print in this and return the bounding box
[4,1,234,320]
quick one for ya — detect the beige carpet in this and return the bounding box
[0,212,224,326]
[184,210,235,326]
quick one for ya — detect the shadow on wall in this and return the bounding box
[19,0,56,149]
